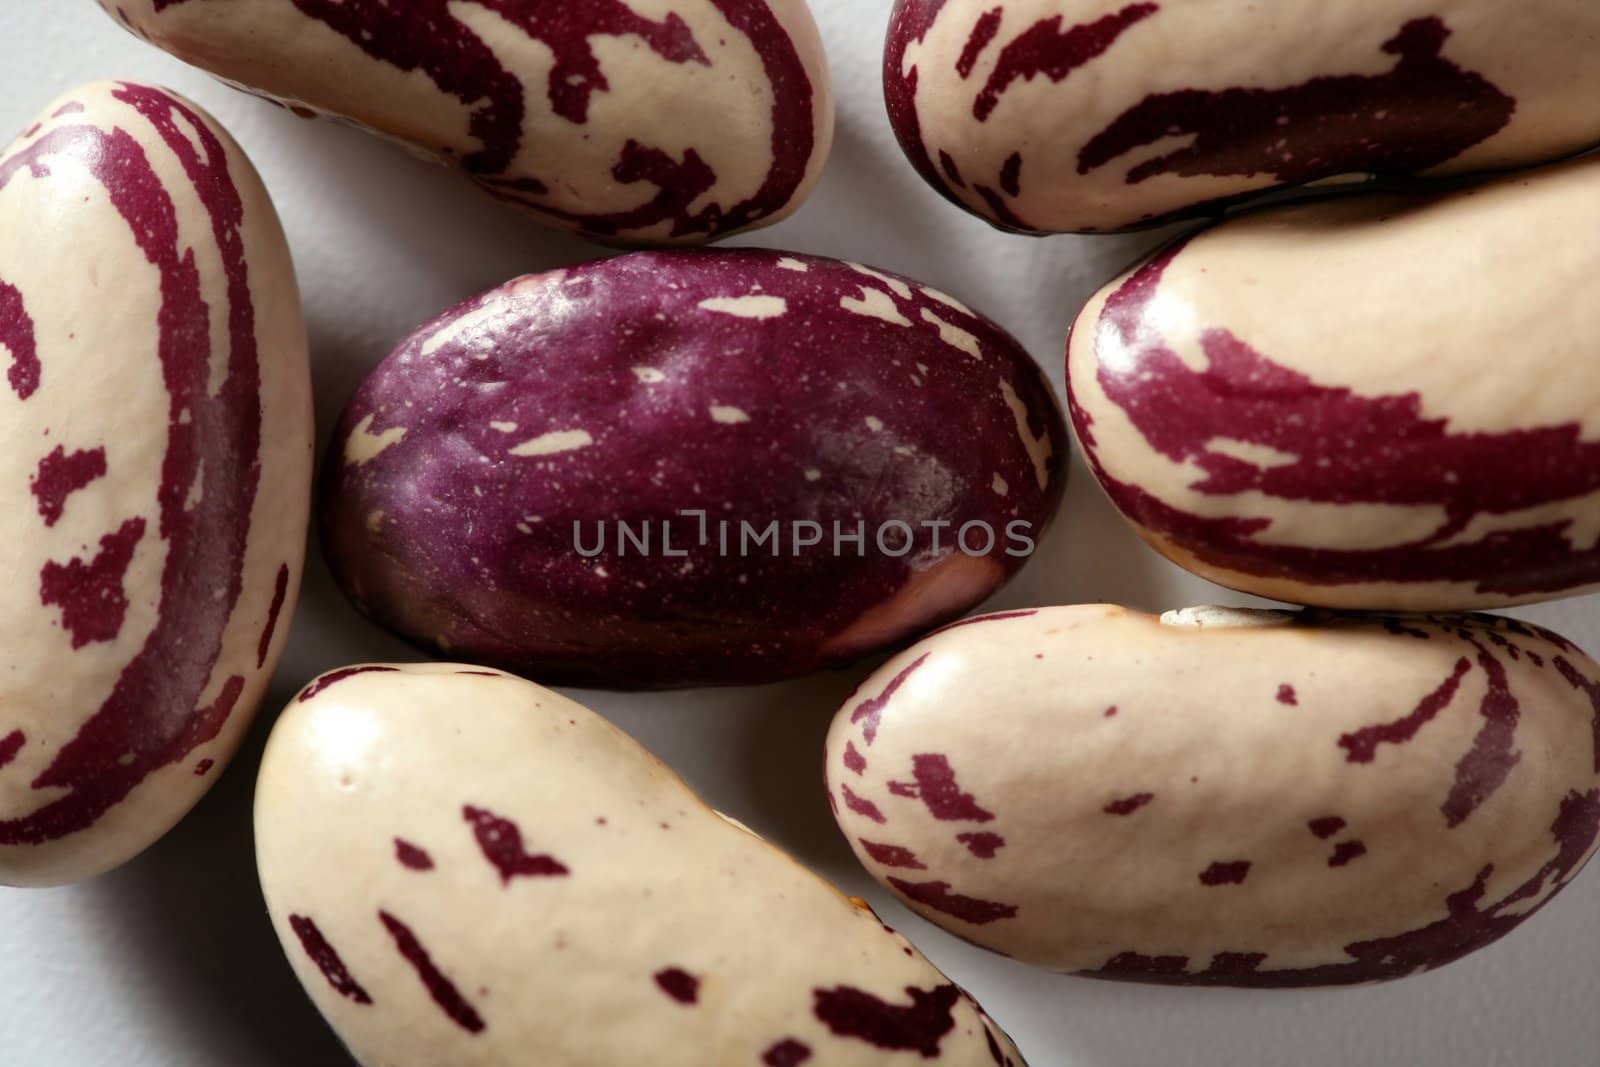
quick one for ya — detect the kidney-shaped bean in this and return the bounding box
[825,605,1600,985]
[0,82,313,886]
[258,664,1027,1065]
[887,0,1600,233]
[102,0,833,246]
[320,249,1066,688]
[1068,155,1600,611]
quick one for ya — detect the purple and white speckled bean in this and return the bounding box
[320,249,1067,689]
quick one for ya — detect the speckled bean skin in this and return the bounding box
[101,0,833,247]
[258,665,1026,1066]
[320,250,1066,689]
[1067,156,1600,611]
[886,0,1600,233]
[0,83,313,886]
[824,606,1600,986]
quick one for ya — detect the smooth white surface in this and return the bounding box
[0,2,1594,1065]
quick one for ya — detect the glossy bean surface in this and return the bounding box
[887,0,1600,232]
[259,664,1027,1065]
[0,81,312,886]
[321,249,1066,688]
[825,605,1600,985]
[1068,156,1600,610]
[102,0,834,246]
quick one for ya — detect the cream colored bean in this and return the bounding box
[1067,155,1600,611]
[258,665,1025,1065]
[825,606,1600,986]
[887,0,1600,233]
[0,82,312,886]
[102,0,834,246]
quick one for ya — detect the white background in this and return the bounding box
[1,2,1596,1065]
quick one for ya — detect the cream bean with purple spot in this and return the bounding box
[258,664,1026,1066]
[825,605,1600,986]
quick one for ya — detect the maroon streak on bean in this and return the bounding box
[463,805,569,883]
[297,666,401,703]
[860,840,927,870]
[1442,642,1522,828]
[1104,792,1153,816]
[31,446,107,527]
[653,967,700,1005]
[1276,685,1298,706]
[1340,657,1471,763]
[1072,242,1600,597]
[762,1039,812,1066]
[1091,789,1600,986]
[840,784,887,825]
[288,914,372,1005]
[889,0,1040,230]
[889,754,995,822]
[1199,860,1251,886]
[0,279,39,399]
[493,0,818,240]
[885,0,954,198]
[975,4,1158,121]
[40,518,144,648]
[982,1019,1015,1067]
[0,731,24,771]
[0,85,263,847]
[1338,633,1525,826]
[955,8,1001,79]
[1505,616,1579,654]
[1482,630,1525,662]
[378,910,485,1033]
[1308,816,1346,839]
[491,3,709,125]
[813,982,960,1056]
[257,564,290,668]
[1101,951,1189,978]
[1554,656,1600,773]
[851,654,930,746]
[1329,841,1368,867]
[395,838,434,871]
[931,610,1039,637]
[1079,18,1514,187]
[192,758,213,776]
[998,152,1022,197]
[1385,617,1433,641]
[159,0,702,148]
[938,149,966,188]
[888,877,1018,925]
[843,741,867,775]
[957,831,1005,859]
